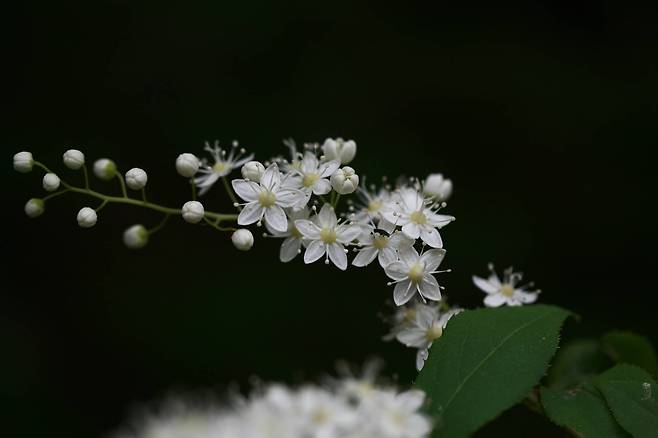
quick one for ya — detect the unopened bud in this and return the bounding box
[231,228,254,251]
[241,161,265,182]
[176,153,200,178]
[125,168,148,190]
[322,138,356,164]
[13,151,34,173]
[93,159,117,181]
[77,207,98,228]
[62,149,85,170]
[182,201,204,223]
[42,173,61,192]
[330,166,359,194]
[123,224,149,249]
[24,198,44,218]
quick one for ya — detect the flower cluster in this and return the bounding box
[116,369,431,438]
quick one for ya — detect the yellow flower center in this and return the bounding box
[403,308,416,322]
[212,161,227,173]
[311,408,329,425]
[426,325,443,341]
[258,190,277,207]
[372,234,389,249]
[303,172,320,188]
[410,210,427,225]
[367,200,382,213]
[500,284,515,297]
[408,263,424,283]
[320,227,337,244]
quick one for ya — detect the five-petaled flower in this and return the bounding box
[472,264,540,307]
[384,247,447,305]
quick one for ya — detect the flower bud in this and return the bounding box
[182,201,204,223]
[176,153,200,178]
[231,228,254,251]
[123,224,149,249]
[13,151,34,173]
[42,173,61,192]
[93,158,117,180]
[62,149,85,170]
[423,173,453,201]
[241,160,265,182]
[322,138,356,164]
[125,168,148,190]
[77,207,98,228]
[24,198,44,218]
[330,166,359,194]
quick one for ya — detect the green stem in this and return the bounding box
[82,164,90,189]
[141,188,147,202]
[43,189,71,201]
[203,216,237,232]
[116,173,128,198]
[332,193,341,208]
[148,214,170,235]
[222,177,238,206]
[96,199,109,212]
[190,179,197,201]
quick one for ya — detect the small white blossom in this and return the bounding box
[322,138,356,164]
[176,153,200,177]
[62,149,85,170]
[181,201,205,224]
[195,141,254,195]
[352,231,413,268]
[352,185,397,234]
[42,173,61,192]
[123,224,149,249]
[77,207,98,228]
[93,158,117,180]
[383,188,454,248]
[231,163,305,233]
[473,264,540,307]
[286,151,340,201]
[24,198,44,218]
[265,207,311,262]
[295,204,361,270]
[368,389,432,438]
[331,166,359,195]
[241,160,265,182]
[231,229,254,251]
[423,173,452,201]
[125,168,148,190]
[13,151,34,173]
[384,247,447,305]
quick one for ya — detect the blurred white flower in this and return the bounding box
[42,173,61,192]
[384,248,447,305]
[295,204,361,270]
[423,173,452,201]
[473,264,540,307]
[195,140,254,195]
[62,149,85,170]
[77,207,98,228]
[24,198,44,218]
[322,138,356,164]
[93,158,117,180]
[176,153,201,178]
[13,151,34,173]
[123,224,149,249]
[231,229,254,251]
[125,168,148,190]
[331,166,359,195]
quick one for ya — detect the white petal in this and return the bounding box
[394,280,416,306]
[328,243,347,270]
[280,237,301,262]
[384,261,407,280]
[275,188,305,208]
[396,328,429,348]
[428,213,455,229]
[398,247,420,266]
[484,293,507,307]
[352,247,378,267]
[312,178,332,195]
[418,275,441,301]
[294,219,321,239]
[378,247,398,267]
[420,227,443,248]
[515,290,538,303]
[416,349,429,371]
[400,188,422,211]
[414,305,438,327]
[420,248,446,272]
[265,205,288,232]
[237,202,264,225]
[231,179,261,202]
[398,389,426,411]
[304,240,326,264]
[260,163,281,190]
[402,222,421,239]
[317,203,338,227]
[336,224,361,243]
[318,160,340,177]
[472,276,499,294]
[378,217,397,234]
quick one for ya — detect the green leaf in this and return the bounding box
[595,364,658,438]
[541,384,629,437]
[546,338,612,390]
[414,305,570,438]
[601,331,658,377]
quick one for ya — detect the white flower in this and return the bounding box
[176,153,200,177]
[473,265,540,307]
[77,207,98,228]
[293,387,357,437]
[330,166,359,194]
[24,198,44,218]
[231,229,254,251]
[383,188,454,248]
[322,138,356,164]
[123,224,148,249]
[195,141,254,195]
[241,160,265,182]
[125,168,148,190]
[93,158,117,180]
[62,149,85,170]
[384,247,447,305]
[352,185,397,234]
[294,204,361,270]
[369,389,431,438]
[182,201,205,224]
[42,173,60,192]
[231,163,305,233]
[423,173,452,201]
[13,151,34,173]
[352,231,413,268]
[286,151,340,200]
[265,207,311,262]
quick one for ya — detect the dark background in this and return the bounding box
[3,2,657,437]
